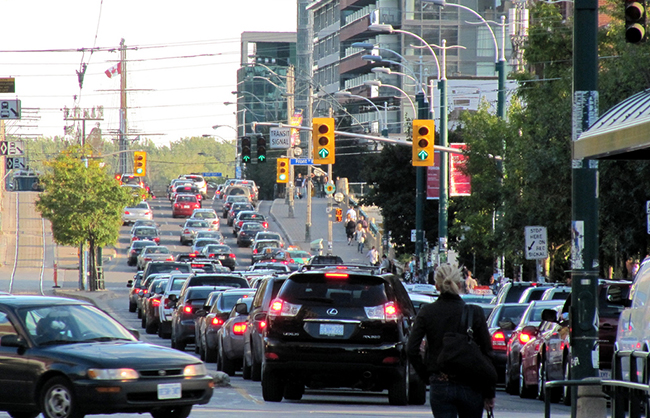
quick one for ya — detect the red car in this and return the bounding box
[173,194,201,218]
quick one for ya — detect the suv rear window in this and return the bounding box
[279,275,388,307]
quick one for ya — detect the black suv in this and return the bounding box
[261,266,426,405]
[142,261,192,280]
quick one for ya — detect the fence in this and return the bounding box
[544,350,650,418]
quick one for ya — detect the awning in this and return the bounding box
[573,89,650,160]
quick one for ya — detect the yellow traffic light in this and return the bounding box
[312,117,335,165]
[412,120,435,167]
[277,158,289,183]
[134,151,147,176]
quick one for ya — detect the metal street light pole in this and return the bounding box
[363,80,417,116]
[334,91,386,136]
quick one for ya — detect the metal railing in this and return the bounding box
[544,350,650,418]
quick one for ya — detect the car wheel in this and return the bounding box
[221,348,236,376]
[262,370,284,402]
[563,357,572,406]
[8,412,39,418]
[283,382,304,401]
[149,406,192,418]
[537,358,546,400]
[145,318,157,335]
[519,358,536,399]
[242,353,252,380]
[41,376,83,418]
[158,324,170,339]
[388,362,409,405]
[129,300,136,313]
[408,365,427,405]
[505,356,518,395]
[251,354,262,382]
[141,314,147,329]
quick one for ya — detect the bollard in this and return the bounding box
[52,263,60,288]
[576,378,607,418]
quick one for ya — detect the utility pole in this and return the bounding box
[287,66,295,218]
[119,38,128,174]
[571,0,600,415]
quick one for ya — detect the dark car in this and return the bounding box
[201,244,237,271]
[260,267,426,405]
[142,261,192,280]
[236,222,267,247]
[222,195,250,218]
[307,255,344,265]
[0,295,213,418]
[142,277,170,334]
[242,276,287,382]
[127,271,145,312]
[495,282,543,304]
[170,285,233,351]
[130,226,160,245]
[232,211,267,236]
[227,202,255,227]
[126,240,157,267]
[217,297,256,376]
[199,289,257,363]
[485,303,529,383]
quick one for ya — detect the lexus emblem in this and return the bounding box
[326,308,338,316]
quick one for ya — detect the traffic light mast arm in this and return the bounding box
[254,122,466,155]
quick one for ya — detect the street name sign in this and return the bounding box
[0,100,21,119]
[202,172,222,177]
[290,158,313,165]
[0,141,25,156]
[269,128,291,149]
[525,226,548,260]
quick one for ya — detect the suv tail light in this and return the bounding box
[229,253,236,259]
[365,302,399,321]
[262,221,268,229]
[152,298,161,307]
[233,322,247,335]
[211,317,224,326]
[492,330,507,350]
[253,249,258,254]
[518,332,532,344]
[183,305,192,314]
[268,298,302,318]
[237,221,244,228]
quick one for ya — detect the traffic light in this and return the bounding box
[241,136,252,163]
[133,151,147,176]
[412,119,435,167]
[256,136,267,163]
[335,208,343,222]
[312,117,335,165]
[626,0,646,43]
[277,158,289,183]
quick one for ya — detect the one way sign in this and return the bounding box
[525,226,548,260]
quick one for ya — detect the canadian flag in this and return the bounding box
[105,62,122,78]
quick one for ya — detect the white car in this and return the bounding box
[181,174,208,196]
[157,273,192,339]
[122,201,153,225]
[190,208,220,231]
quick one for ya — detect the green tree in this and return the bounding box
[35,146,135,290]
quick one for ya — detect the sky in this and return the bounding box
[0,0,297,146]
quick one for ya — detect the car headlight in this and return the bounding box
[88,368,139,380]
[183,363,207,377]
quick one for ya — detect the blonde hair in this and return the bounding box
[435,263,463,295]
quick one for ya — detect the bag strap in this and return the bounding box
[463,304,475,340]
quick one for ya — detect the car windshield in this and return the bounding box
[186,220,209,228]
[19,304,137,346]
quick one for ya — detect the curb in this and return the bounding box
[268,199,294,247]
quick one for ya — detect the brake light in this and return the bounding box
[211,317,224,326]
[492,331,507,350]
[519,333,531,344]
[335,266,348,270]
[164,298,173,309]
[229,253,236,258]
[238,221,243,228]
[325,273,348,279]
[208,253,215,258]
[174,203,180,208]
[262,222,268,228]
[365,302,399,321]
[268,298,301,318]
[184,229,190,234]
[253,249,258,254]
[189,253,197,258]
[259,321,267,329]
[166,256,173,261]
[183,305,192,314]
[145,211,151,215]
[152,299,161,307]
[124,211,130,215]
[233,322,247,335]
[144,257,152,262]
[142,289,148,295]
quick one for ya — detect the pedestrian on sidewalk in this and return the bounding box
[366,246,379,266]
[378,254,390,272]
[358,215,368,230]
[346,205,357,221]
[407,263,496,418]
[355,224,365,253]
[345,215,356,245]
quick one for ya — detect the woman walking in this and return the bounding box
[407,264,496,418]
[354,224,366,253]
[345,215,356,245]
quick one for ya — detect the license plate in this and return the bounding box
[157,383,181,400]
[320,323,344,336]
[218,255,226,260]
[183,205,190,208]
[598,369,611,379]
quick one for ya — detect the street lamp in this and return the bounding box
[372,67,422,93]
[363,80,417,116]
[423,0,507,119]
[334,91,386,136]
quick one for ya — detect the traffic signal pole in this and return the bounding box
[415,94,428,272]
[571,0,601,415]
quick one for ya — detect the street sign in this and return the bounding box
[269,128,291,149]
[290,158,313,165]
[202,172,222,177]
[0,78,15,94]
[5,157,25,170]
[525,226,548,260]
[0,141,24,156]
[0,100,21,119]
[324,182,336,195]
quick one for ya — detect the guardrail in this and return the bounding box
[544,350,650,418]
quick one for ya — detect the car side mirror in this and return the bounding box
[235,302,249,315]
[1,334,27,348]
[195,309,207,317]
[168,294,178,302]
[522,325,538,336]
[541,309,557,323]
[126,280,133,288]
[253,312,267,322]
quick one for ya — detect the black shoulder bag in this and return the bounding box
[437,304,498,387]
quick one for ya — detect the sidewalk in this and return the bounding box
[268,197,378,265]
